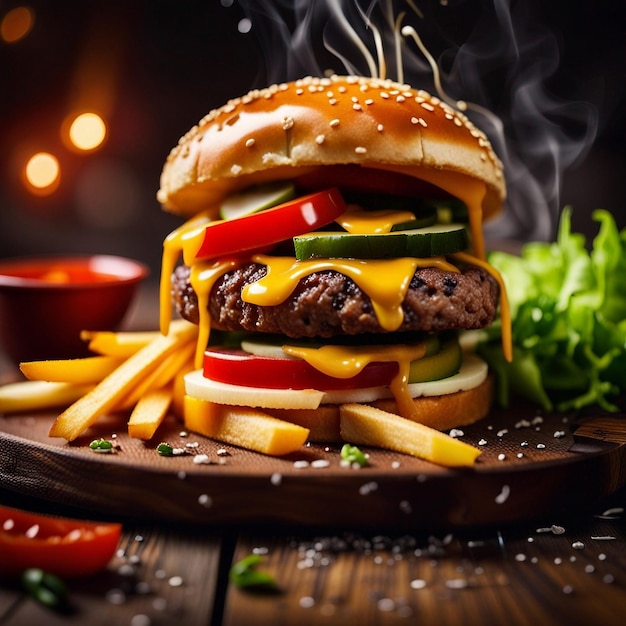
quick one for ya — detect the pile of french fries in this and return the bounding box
[0,321,481,467]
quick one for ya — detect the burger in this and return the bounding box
[156,75,510,440]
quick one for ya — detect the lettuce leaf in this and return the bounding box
[478,208,626,412]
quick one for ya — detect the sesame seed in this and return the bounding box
[411,117,419,125]
[230,164,242,175]
[338,85,347,93]
[353,103,362,111]
[315,134,325,144]
[293,460,309,469]
[396,95,406,103]
[380,91,389,99]
[282,116,294,130]
[329,118,340,128]
[296,88,304,95]
[420,102,435,112]
[328,98,337,105]
[365,98,374,105]
[244,138,255,148]
[355,146,367,154]
[377,124,384,132]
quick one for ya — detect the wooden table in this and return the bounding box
[2,284,626,625]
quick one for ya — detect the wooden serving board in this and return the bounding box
[1,404,625,530]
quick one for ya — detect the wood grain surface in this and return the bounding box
[1,403,625,530]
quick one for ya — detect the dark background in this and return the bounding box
[1,0,624,283]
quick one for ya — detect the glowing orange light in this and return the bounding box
[24,152,60,194]
[1,6,35,43]
[68,112,107,151]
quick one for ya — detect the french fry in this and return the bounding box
[80,327,174,358]
[339,403,481,467]
[128,387,172,440]
[183,396,310,456]
[0,380,94,414]
[117,341,195,410]
[19,356,124,384]
[49,321,197,441]
[264,405,341,443]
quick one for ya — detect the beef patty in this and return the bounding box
[171,262,499,338]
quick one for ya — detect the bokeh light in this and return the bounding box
[24,152,60,195]
[67,112,107,151]
[0,6,35,43]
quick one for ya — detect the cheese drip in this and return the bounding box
[337,208,417,234]
[244,254,460,332]
[283,342,427,420]
[190,259,241,368]
[452,251,512,362]
[375,168,488,259]
[160,210,213,335]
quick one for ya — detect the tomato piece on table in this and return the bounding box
[0,505,122,578]
[194,188,347,261]
[203,348,397,390]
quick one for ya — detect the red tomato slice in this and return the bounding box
[195,188,346,261]
[0,505,122,578]
[203,348,397,390]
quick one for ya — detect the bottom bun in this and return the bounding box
[264,375,494,442]
[370,374,494,432]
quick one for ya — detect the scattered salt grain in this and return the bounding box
[130,615,151,626]
[572,541,585,550]
[311,459,330,469]
[300,596,315,608]
[410,579,427,589]
[193,454,211,465]
[270,473,282,486]
[168,576,184,587]
[105,588,126,605]
[198,494,212,508]
[495,485,510,504]
[359,481,378,495]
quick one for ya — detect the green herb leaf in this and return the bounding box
[229,554,278,591]
[480,208,626,412]
[340,443,369,467]
[89,438,113,452]
[21,568,68,609]
[157,442,174,456]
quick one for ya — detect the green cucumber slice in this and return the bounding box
[241,334,440,360]
[294,223,468,260]
[390,206,437,231]
[408,336,461,383]
[219,181,296,221]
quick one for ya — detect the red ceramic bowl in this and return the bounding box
[0,255,149,363]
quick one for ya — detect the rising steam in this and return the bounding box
[232,0,599,242]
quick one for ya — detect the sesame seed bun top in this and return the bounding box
[157,75,506,221]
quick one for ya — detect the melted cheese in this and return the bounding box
[376,167,487,259]
[160,210,213,334]
[190,259,241,368]
[243,254,460,332]
[283,342,427,420]
[337,208,417,234]
[452,251,512,362]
